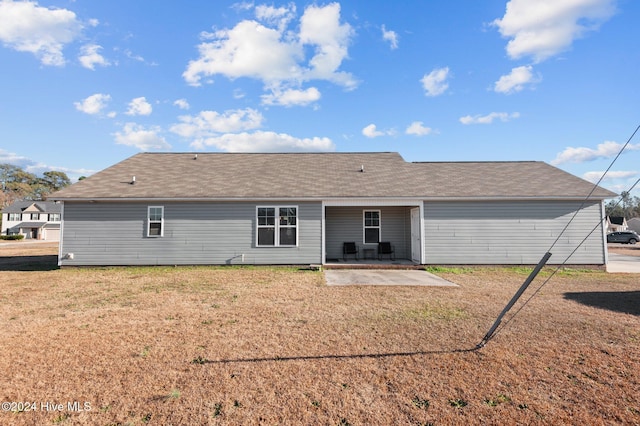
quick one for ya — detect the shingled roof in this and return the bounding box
[2,200,61,213]
[49,152,616,201]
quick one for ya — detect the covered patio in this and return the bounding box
[322,201,424,266]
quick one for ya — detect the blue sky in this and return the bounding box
[0,0,638,195]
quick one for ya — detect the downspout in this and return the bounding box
[321,201,326,265]
[57,201,64,267]
[601,200,609,265]
[419,201,425,265]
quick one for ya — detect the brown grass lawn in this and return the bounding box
[0,243,638,425]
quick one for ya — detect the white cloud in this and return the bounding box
[114,123,170,151]
[583,170,639,183]
[459,112,520,125]
[183,3,356,99]
[126,97,152,116]
[170,108,264,139]
[123,48,145,63]
[362,124,383,138]
[405,121,433,136]
[190,130,335,152]
[362,123,395,138]
[184,20,301,86]
[299,3,355,87]
[27,163,95,180]
[255,3,296,30]
[551,141,640,165]
[170,105,330,153]
[78,43,110,70]
[421,67,450,97]
[0,149,95,179]
[494,65,540,94]
[382,24,398,49]
[492,0,616,62]
[261,87,321,107]
[231,1,254,13]
[173,99,190,110]
[0,0,85,66]
[74,93,112,115]
[233,89,246,99]
[0,148,34,169]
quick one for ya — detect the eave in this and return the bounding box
[50,195,613,203]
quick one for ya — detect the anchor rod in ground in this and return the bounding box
[476,251,552,349]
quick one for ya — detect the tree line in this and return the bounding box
[1,163,74,207]
[605,191,640,219]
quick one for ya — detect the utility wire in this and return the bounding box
[480,124,640,346]
[548,124,640,252]
[490,176,640,341]
[492,176,640,341]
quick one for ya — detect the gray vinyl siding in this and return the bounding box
[325,206,410,260]
[60,201,322,266]
[424,201,606,265]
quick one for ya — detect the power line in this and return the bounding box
[548,124,640,253]
[478,124,640,348]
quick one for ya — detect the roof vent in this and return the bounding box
[131,176,136,185]
[360,165,365,173]
[194,154,198,160]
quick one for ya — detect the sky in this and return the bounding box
[0,0,638,196]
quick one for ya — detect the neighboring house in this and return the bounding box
[628,217,640,233]
[606,216,628,233]
[1,200,62,241]
[49,152,616,267]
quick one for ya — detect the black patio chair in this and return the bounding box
[378,241,395,260]
[343,242,359,261]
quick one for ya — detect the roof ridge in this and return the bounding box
[137,151,399,155]
[411,160,541,164]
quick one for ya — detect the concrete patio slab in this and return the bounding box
[324,269,458,287]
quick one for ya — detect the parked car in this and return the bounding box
[607,230,640,244]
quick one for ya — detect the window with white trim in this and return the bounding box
[363,210,381,244]
[31,213,40,220]
[8,213,21,221]
[49,213,61,222]
[147,206,164,237]
[257,206,297,246]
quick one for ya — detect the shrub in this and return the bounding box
[1,234,24,240]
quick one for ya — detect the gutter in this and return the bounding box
[49,195,613,203]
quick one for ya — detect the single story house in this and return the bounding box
[1,200,62,241]
[49,152,616,267]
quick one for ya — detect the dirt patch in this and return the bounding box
[0,244,638,425]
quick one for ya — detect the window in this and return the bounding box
[257,207,275,245]
[147,206,164,237]
[8,213,21,221]
[278,207,297,246]
[257,206,297,246]
[30,213,40,220]
[363,210,380,244]
[49,213,61,222]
